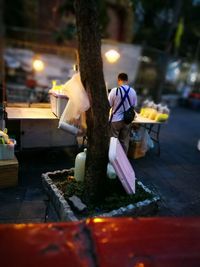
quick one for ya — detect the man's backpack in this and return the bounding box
[123,106,135,124]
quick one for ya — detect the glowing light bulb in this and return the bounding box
[105,49,120,63]
[33,59,45,72]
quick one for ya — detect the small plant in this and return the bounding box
[52,173,154,217]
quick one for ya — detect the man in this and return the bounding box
[108,73,137,154]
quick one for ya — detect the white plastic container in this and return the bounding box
[74,148,87,181]
[56,94,68,118]
[0,139,16,160]
[58,121,79,135]
[49,91,57,115]
[49,91,68,118]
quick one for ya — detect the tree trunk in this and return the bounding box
[74,0,110,204]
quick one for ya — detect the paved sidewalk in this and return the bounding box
[0,147,78,223]
[0,107,200,223]
[133,107,200,215]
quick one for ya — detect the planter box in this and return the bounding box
[42,169,160,221]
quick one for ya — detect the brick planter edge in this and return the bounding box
[42,169,160,221]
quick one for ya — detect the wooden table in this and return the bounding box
[6,107,57,120]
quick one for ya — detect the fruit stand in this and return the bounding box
[128,101,169,159]
[131,113,163,157]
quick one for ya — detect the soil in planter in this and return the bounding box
[50,170,154,219]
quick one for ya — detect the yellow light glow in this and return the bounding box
[14,224,26,230]
[105,49,120,63]
[33,59,45,72]
[135,263,145,267]
[93,218,105,223]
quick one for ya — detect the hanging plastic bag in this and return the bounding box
[146,132,154,149]
[107,162,117,179]
[58,73,90,135]
[128,126,154,159]
[142,130,154,150]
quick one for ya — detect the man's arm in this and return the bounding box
[108,88,115,107]
[134,91,137,107]
[131,88,137,107]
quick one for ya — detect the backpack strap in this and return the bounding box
[121,86,132,107]
[109,86,130,123]
[119,87,125,112]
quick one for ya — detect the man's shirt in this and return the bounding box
[108,85,137,122]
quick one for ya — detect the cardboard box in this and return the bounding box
[128,141,146,159]
[0,157,18,188]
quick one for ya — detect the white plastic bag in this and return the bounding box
[60,73,90,122]
[130,127,154,154]
[139,128,148,154]
[58,73,90,135]
[107,162,117,179]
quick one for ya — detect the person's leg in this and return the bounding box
[119,123,131,154]
[110,121,131,154]
[110,121,123,138]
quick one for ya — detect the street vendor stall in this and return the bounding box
[130,113,164,158]
[6,106,77,149]
[128,101,169,159]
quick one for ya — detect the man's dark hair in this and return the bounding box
[118,73,128,81]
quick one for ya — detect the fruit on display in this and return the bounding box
[0,129,13,144]
[140,100,169,122]
[149,108,158,120]
[50,80,64,92]
[155,113,169,122]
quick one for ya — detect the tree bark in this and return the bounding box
[74,0,110,204]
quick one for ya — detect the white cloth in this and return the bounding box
[108,85,137,122]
